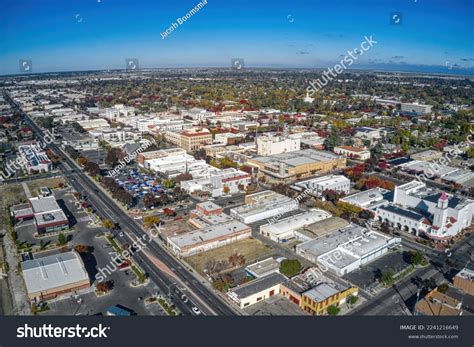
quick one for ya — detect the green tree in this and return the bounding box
[327,305,340,316]
[163,179,174,189]
[324,127,342,151]
[381,270,394,286]
[279,259,302,278]
[58,233,67,245]
[410,251,424,266]
[347,295,358,306]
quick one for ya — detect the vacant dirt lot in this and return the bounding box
[0,184,27,208]
[186,237,275,276]
[26,177,66,196]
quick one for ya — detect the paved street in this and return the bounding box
[9,96,237,316]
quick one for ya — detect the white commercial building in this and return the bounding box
[296,224,401,276]
[260,209,332,243]
[340,188,390,211]
[140,148,220,179]
[401,102,433,115]
[181,107,215,122]
[76,119,109,130]
[227,272,287,309]
[293,175,350,197]
[18,143,52,174]
[21,251,89,301]
[103,104,136,121]
[375,180,474,241]
[230,191,300,224]
[167,220,251,257]
[354,127,383,143]
[256,134,300,156]
[334,146,371,161]
[181,168,251,197]
[89,126,142,145]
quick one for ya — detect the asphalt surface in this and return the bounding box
[350,233,473,315]
[5,93,236,316]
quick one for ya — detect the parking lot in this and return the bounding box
[344,250,412,290]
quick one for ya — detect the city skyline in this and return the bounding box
[1,0,473,75]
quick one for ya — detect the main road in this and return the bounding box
[5,93,237,316]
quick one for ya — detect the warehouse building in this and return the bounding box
[296,224,401,276]
[247,149,346,182]
[167,220,251,257]
[292,175,350,197]
[340,187,390,211]
[259,209,332,243]
[230,190,300,224]
[22,251,90,301]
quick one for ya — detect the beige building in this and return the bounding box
[227,272,287,309]
[334,146,371,161]
[180,128,212,152]
[247,149,346,182]
[453,268,474,295]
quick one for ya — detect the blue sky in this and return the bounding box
[0,0,473,75]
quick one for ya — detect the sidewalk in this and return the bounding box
[3,229,30,315]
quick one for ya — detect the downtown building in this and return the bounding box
[230,190,300,224]
[17,143,52,174]
[11,195,69,234]
[138,148,219,179]
[292,175,351,197]
[375,180,474,242]
[21,251,89,301]
[296,224,401,276]
[256,134,300,156]
[247,149,346,183]
[167,202,251,257]
[180,168,251,197]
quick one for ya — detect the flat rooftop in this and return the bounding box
[297,224,395,260]
[232,193,297,218]
[169,220,250,249]
[22,251,89,294]
[196,201,222,212]
[260,209,332,236]
[245,257,280,277]
[456,267,474,281]
[400,160,458,177]
[303,282,344,302]
[296,217,349,239]
[340,188,389,209]
[295,175,349,188]
[29,196,61,214]
[251,149,341,168]
[230,272,287,299]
